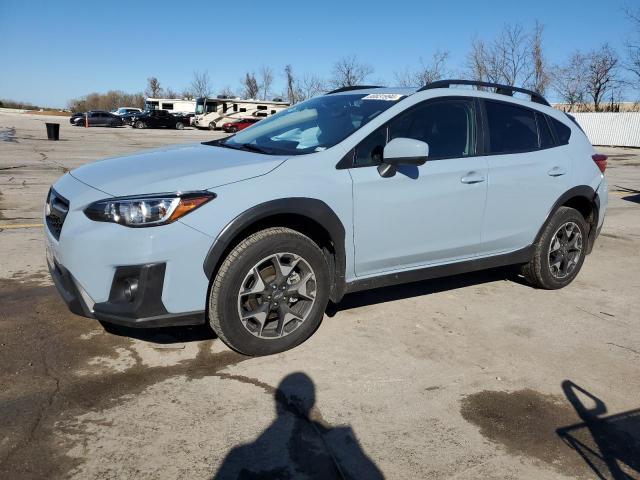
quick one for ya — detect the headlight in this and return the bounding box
[84,191,215,227]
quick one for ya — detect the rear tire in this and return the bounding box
[521,206,588,289]
[175,122,184,130]
[208,227,330,356]
[229,126,238,133]
[135,121,145,129]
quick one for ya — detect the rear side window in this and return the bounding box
[388,98,476,159]
[485,101,538,154]
[549,117,572,145]
[536,112,554,149]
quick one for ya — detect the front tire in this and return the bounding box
[521,206,588,289]
[135,120,145,129]
[175,122,184,130]
[208,227,330,356]
[208,122,216,130]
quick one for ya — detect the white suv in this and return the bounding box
[113,107,142,116]
[45,80,608,355]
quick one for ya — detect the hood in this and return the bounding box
[69,143,287,197]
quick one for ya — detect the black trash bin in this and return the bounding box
[45,122,60,141]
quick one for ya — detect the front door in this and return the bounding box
[349,98,489,277]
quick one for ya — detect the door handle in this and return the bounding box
[461,171,485,184]
[548,166,567,177]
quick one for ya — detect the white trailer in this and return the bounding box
[192,97,289,130]
[144,98,196,115]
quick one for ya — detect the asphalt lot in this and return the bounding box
[1,112,639,479]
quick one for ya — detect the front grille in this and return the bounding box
[45,188,69,240]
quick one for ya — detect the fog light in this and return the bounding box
[123,278,138,302]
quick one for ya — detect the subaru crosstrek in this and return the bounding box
[45,80,608,356]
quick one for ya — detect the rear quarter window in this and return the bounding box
[549,117,572,145]
[536,112,554,149]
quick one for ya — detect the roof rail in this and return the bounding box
[326,85,384,94]
[419,79,550,106]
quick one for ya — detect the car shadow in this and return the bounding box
[556,380,640,479]
[212,372,384,479]
[328,266,525,316]
[100,321,216,344]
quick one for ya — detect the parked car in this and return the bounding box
[129,109,187,130]
[119,110,141,126]
[69,112,85,124]
[113,107,142,116]
[222,117,261,133]
[70,111,123,127]
[44,80,608,356]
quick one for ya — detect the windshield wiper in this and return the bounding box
[237,143,272,154]
[203,139,276,155]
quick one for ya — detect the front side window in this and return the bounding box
[388,99,476,159]
[485,101,538,154]
[354,126,387,167]
[220,94,402,155]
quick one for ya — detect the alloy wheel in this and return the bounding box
[237,253,317,339]
[548,221,583,279]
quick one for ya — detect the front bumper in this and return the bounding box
[45,173,213,328]
[48,257,205,328]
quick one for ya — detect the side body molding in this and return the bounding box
[202,198,347,303]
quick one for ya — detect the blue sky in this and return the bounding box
[0,0,636,107]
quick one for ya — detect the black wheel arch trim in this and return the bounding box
[203,198,347,303]
[534,185,600,254]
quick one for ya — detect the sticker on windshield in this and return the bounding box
[362,93,403,101]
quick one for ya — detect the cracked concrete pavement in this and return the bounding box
[1,113,639,479]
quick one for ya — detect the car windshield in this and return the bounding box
[218,93,404,155]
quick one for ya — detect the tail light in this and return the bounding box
[592,154,607,173]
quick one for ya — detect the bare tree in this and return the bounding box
[552,52,588,111]
[217,86,235,98]
[68,90,145,112]
[284,65,298,104]
[585,44,619,111]
[297,74,326,101]
[330,55,374,88]
[466,23,546,89]
[497,24,532,86]
[530,21,550,94]
[145,77,162,98]
[242,72,260,99]
[190,70,212,98]
[258,66,274,100]
[394,50,450,87]
[164,87,179,99]
[625,7,640,88]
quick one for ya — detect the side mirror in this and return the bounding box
[383,138,429,165]
[378,138,429,177]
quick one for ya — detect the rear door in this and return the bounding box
[481,100,571,253]
[349,97,489,277]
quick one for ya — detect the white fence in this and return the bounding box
[572,112,640,148]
